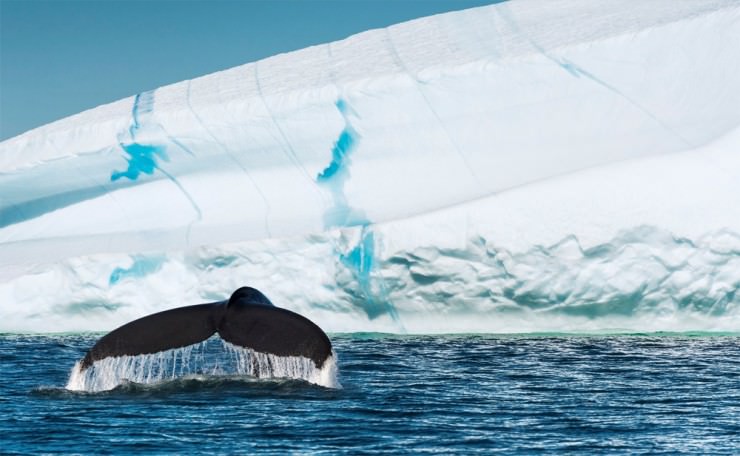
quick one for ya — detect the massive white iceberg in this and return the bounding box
[1,0,739,333]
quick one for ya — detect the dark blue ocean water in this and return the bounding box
[2,334,739,454]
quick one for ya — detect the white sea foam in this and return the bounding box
[65,339,340,392]
[223,342,340,389]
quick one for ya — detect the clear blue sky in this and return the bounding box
[0,0,500,140]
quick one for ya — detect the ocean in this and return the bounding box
[3,333,739,454]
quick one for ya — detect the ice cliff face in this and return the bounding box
[1,0,739,333]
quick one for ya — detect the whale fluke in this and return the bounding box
[80,287,332,370]
[80,302,223,369]
[219,298,332,368]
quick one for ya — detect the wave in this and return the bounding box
[35,375,332,399]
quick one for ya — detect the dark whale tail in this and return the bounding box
[80,287,332,370]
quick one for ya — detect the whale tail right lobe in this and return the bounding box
[218,298,333,368]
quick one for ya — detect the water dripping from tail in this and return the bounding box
[66,338,340,393]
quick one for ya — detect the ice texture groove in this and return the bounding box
[1,0,739,333]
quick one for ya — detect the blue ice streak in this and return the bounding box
[317,98,399,322]
[317,100,359,182]
[111,142,168,181]
[109,255,165,285]
[317,98,366,228]
[111,90,168,182]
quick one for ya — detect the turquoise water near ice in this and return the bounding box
[3,333,740,454]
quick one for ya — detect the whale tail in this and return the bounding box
[80,287,332,370]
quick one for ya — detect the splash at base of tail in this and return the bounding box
[67,287,338,391]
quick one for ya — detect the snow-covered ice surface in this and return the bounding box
[1,0,739,334]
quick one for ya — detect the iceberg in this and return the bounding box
[1,0,739,333]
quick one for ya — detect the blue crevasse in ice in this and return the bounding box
[317,99,358,183]
[317,99,398,322]
[340,226,399,321]
[316,98,367,228]
[111,91,169,182]
[111,142,168,181]
[107,91,201,224]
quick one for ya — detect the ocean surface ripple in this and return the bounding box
[3,334,739,454]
